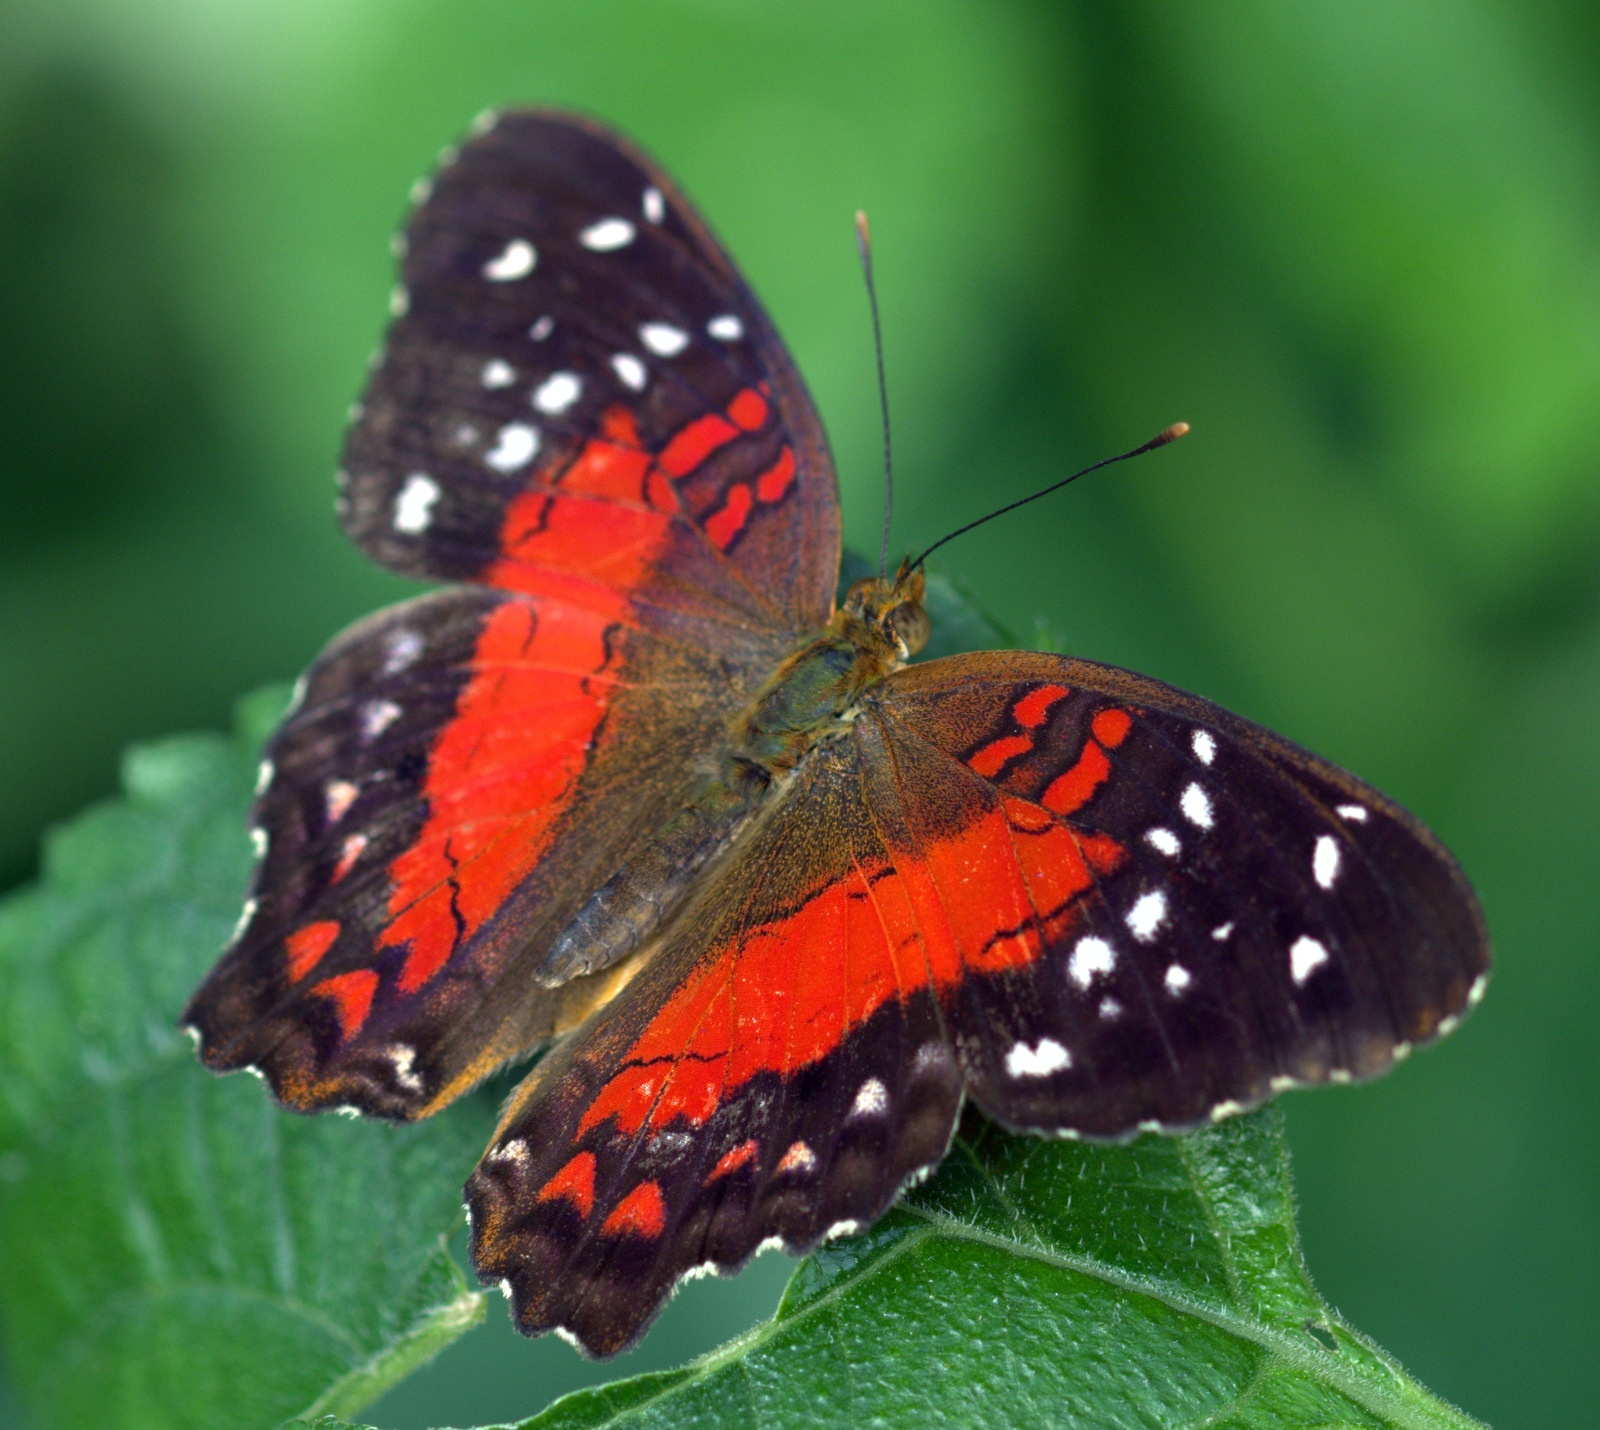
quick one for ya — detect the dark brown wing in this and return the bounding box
[341,109,839,647]
[864,651,1490,1136]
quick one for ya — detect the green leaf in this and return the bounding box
[467,1107,1479,1430]
[0,688,497,1430]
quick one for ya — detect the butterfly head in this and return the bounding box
[840,562,928,663]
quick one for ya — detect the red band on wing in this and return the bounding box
[727,388,769,432]
[1091,707,1132,747]
[966,683,1072,778]
[1041,707,1131,816]
[379,596,618,992]
[601,1181,666,1239]
[310,968,379,1040]
[577,792,1125,1139]
[706,1139,759,1182]
[658,413,738,480]
[285,920,341,983]
[968,734,1032,778]
[1014,683,1070,729]
[755,448,796,503]
[703,482,754,549]
[536,1151,597,1218]
[703,444,797,551]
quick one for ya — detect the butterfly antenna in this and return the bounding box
[910,422,1191,572]
[856,211,894,581]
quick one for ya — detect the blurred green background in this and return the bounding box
[2,2,1596,1426]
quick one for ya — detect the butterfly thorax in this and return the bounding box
[731,569,929,777]
[535,572,926,988]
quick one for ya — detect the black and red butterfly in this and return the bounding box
[183,110,1489,1357]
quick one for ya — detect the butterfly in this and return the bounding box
[182,109,1490,1358]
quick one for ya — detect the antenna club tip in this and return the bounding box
[1157,421,1190,445]
[854,210,871,248]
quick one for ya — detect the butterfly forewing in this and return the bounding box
[187,112,849,1119]
[867,652,1488,1137]
[342,110,839,645]
[183,582,754,1118]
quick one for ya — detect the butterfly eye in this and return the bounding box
[888,601,929,657]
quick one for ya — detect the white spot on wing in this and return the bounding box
[481,358,516,389]
[1180,782,1214,829]
[1005,1038,1071,1078]
[611,353,647,390]
[382,628,423,675]
[912,1041,951,1075]
[1468,972,1489,1006]
[409,176,433,206]
[1212,922,1234,941]
[580,217,636,250]
[486,1139,528,1166]
[850,1078,888,1118]
[485,422,540,472]
[1191,729,1216,765]
[394,473,440,533]
[639,321,689,356]
[1146,827,1181,857]
[708,313,744,341]
[824,1220,861,1241]
[1098,996,1122,1021]
[255,759,274,795]
[499,1278,513,1300]
[386,1044,424,1093]
[250,826,267,857]
[1290,935,1330,984]
[230,898,257,944]
[529,315,554,341]
[388,285,409,316]
[1313,835,1341,889]
[483,238,536,281]
[1125,889,1167,942]
[324,780,358,824]
[533,372,582,415]
[1164,963,1192,996]
[360,699,401,740]
[642,186,665,224]
[1336,803,1369,822]
[1067,936,1115,989]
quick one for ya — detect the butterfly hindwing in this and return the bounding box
[341,109,839,645]
[867,652,1489,1137]
[467,737,968,1356]
[183,582,757,1118]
